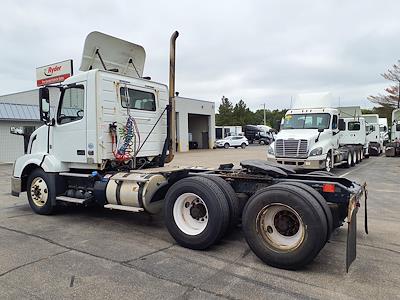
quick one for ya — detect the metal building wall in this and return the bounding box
[0,121,41,163]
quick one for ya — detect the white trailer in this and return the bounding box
[266,93,366,171]
[10,32,367,271]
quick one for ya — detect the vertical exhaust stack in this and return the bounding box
[165,31,179,163]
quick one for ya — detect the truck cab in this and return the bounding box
[363,114,383,155]
[267,107,340,170]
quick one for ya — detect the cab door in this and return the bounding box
[51,83,87,163]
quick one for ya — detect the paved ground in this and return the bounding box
[0,146,399,299]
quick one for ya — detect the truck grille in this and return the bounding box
[275,139,308,158]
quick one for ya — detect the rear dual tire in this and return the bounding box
[242,183,330,270]
[164,176,231,250]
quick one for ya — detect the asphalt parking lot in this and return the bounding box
[0,146,399,299]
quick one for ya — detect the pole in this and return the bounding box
[398,81,400,108]
[263,103,266,126]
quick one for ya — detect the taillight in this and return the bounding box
[322,183,335,193]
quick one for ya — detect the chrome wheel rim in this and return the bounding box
[257,204,305,251]
[30,177,48,207]
[173,193,209,236]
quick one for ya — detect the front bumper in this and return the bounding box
[11,176,21,197]
[267,155,326,169]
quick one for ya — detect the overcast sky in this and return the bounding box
[1,0,399,110]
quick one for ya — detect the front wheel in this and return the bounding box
[324,153,332,172]
[224,143,230,149]
[241,143,247,149]
[27,168,56,215]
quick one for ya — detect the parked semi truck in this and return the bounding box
[10,32,367,271]
[363,114,383,156]
[386,108,400,156]
[266,94,367,172]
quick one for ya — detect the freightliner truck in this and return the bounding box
[363,114,383,156]
[267,94,367,172]
[385,109,400,156]
[10,32,367,271]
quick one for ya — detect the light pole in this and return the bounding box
[263,103,266,126]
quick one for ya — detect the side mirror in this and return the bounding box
[338,118,345,131]
[318,128,324,133]
[384,126,387,131]
[39,87,50,123]
[10,127,24,135]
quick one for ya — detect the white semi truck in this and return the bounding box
[363,114,383,156]
[10,32,367,271]
[266,94,367,172]
[386,109,400,156]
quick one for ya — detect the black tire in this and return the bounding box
[164,176,230,250]
[355,149,360,164]
[308,171,335,177]
[351,150,356,166]
[242,184,327,270]
[276,182,333,242]
[27,168,56,215]
[324,152,332,172]
[199,175,241,230]
[345,152,352,168]
[224,143,230,149]
[241,143,247,149]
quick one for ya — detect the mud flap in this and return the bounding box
[346,208,357,272]
[364,189,368,234]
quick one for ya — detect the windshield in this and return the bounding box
[282,113,331,129]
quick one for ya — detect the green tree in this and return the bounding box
[215,96,234,126]
[233,99,253,126]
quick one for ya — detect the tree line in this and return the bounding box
[216,60,400,128]
[215,96,287,129]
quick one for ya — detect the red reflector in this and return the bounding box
[323,183,335,193]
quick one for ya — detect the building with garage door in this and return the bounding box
[0,90,215,162]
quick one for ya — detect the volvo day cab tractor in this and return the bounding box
[11,32,367,271]
[267,94,366,172]
[386,109,400,156]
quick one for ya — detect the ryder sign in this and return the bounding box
[36,60,73,86]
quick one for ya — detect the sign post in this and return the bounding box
[36,60,73,86]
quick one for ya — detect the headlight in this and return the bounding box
[267,145,275,155]
[309,147,323,156]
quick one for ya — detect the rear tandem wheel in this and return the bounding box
[242,184,328,270]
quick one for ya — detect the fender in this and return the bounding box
[13,153,69,178]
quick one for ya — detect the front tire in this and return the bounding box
[27,168,56,215]
[324,153,332,172]
[164,176,230,250]
[242,184,327,270]
[224,143,230,149]
[241,143,247,149]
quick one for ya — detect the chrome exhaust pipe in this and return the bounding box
[165,31,179,163]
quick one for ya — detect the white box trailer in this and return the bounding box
[10,32,367,271]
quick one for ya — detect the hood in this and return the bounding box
[276,129,321,141]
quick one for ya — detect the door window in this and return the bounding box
[332,115,338,130]
[57,85,85,124]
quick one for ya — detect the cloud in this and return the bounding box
[0,0,399,110]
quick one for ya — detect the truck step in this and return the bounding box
[103,204,144,212]
[56,195,91,204]
[59,172,92,178]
